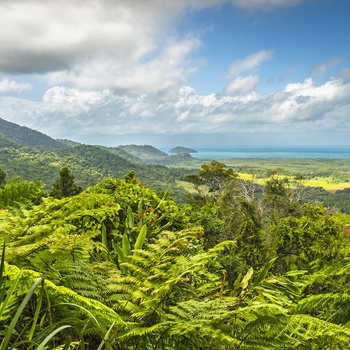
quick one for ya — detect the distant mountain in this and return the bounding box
[0,142,183,193]
[0,117,66,149]
[0,118,193,201]
[0,134,17,148]
[116,144,199,166]
[106,146,146,164]
[56,139,82,147]
[169,146,197,154]
[118,145,169,163]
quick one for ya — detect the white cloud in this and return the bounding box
[335,69,350,83]
[0,79,32,93]
[0,0,298,97]
[227,50,273,77]
[225,75,260,95]
[231,0,307,11]
[44,37,202,97]
[0,0,347,145]
[1,74,349,141]
[0,0,220,95]
[311,57,343,76]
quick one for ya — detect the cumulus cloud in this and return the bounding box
[225,75,260,95]
[1,74,349,141]
[311,57,344,76]
[335,69,350,83]
[0,0,302,96]
[231,0,307,11]
[0,0,347,144]
[227,50,273,77]
[45,37,202,96]
[0,79,32,93]
[0,0,222,95]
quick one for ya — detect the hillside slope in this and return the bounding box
[0,118,190,200]
[0,117,66,149]
[0,143,182,192]
[118,145,169,163]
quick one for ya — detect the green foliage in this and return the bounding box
[0,167,6,188]
[323,187,350,213]
[0,179,46,209]
[186,160,238,202]
[294,261,350,327]
[0,117,67,149]
[0,261,122,349]
[0,143,190,203]
[1,160,350,348]
[50,167,83,198]
[106,237,350,349]
[270,204,347,273]
[118,144,169,163]
[216,180,265,267]
[0,177,188,277]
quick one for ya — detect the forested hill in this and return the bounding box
[0,143,185,192]
[169,146,197,154]
[0,118,194,200]
[0,117,66,149]
[118,144,169,163]
[105,146,148,164]
[0,134,17,148]
[117,144,196,165]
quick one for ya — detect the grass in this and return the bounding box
[179,157,350,193]
[304,178,350,192]
[177,173,350,194]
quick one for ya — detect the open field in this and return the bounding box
[303,178,350,192]
[221,158,350,176]
[177,157,350,193]
[236,173,350,192]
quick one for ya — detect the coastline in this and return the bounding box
[159,146,350,159]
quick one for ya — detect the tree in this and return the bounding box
[185,161,237,202]
[270,203,346,273]
[0,167,6,188]
[217,180,265,268]
[3,177,350,348]
[50,167,82,198]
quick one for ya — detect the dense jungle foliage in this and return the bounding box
[2,118,350,348]
[1,160,350,349]
[2,116,350,212]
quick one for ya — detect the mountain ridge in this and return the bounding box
[0,117,194,202]
[0,117,67,149]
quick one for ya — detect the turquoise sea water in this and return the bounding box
[161,146,350,159]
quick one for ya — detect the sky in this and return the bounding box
[0,0,350,147]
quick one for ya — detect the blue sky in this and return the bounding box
[0,0,350,147]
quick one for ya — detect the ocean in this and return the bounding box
[161,146,350,159]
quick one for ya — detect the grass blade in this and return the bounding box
[0,277,43,350]
[35,325,72,350]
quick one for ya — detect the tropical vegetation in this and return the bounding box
[0,158,350,349]
[2,118,350,348]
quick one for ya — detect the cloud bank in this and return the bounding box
[0,0,347,146]
[0,0,220,95]
[1,74,349,143]
[0,0,307,94]
[0,79,32,93]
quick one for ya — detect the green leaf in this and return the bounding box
[1,277,43,350]
[96,321,115,350]
[126,206,134,229]
[252,257,277,288]
[134,224,147,253]
[122,234,131,258]
[102,224,108,250]
[240,267,253,290]
[35,325,72,350]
